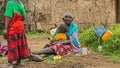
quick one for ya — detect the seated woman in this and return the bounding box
[29,12,81,61]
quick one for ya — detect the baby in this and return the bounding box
[44,24,69,48]
[49,23,68,42]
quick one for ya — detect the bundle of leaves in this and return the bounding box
[79,24,120,56]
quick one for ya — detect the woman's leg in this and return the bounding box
[15,34,21,65]
[37,47,54,55]
[29,47,54,61]
[16,58,21,65]
[7,61,12,65]
[6,38,13,66]
[43,43,52,48]
[15,33,29,65]
[16,48,21,65]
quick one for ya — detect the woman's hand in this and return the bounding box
[3,29,7,39]
[3,29,7,33]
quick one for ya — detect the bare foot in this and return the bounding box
[29,54,43,62]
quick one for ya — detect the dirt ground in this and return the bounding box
[0,38,120,68]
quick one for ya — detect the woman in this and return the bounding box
[3,0,30,66]
[30,12,81,61]
[53,12,81,52]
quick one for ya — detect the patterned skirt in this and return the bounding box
[7,33,30,62]
[50,44,72,56]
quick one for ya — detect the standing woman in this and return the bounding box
[3,0,30,66]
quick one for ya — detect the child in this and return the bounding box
[50,23,68,42]
[44,24,69,48]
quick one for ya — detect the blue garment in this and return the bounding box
[66,23,78,36]
[94,27,106,37]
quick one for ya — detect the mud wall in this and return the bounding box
[0,0,116,32]
[25,0,116,31]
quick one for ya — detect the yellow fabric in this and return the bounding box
[50,33,67,41]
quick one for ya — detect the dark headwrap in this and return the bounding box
[63,12,73,18]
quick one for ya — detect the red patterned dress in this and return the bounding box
[50,33,72,56]
[50,44,72,56]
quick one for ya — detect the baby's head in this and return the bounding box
[58,24,68,33]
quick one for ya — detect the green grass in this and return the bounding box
[0,28,3,34]
[111,55,120,63]
[0,31,50,39]
[0,31,50,40]
[26,32,50,39]
[78,24,120,63]
[0,57,7,64]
